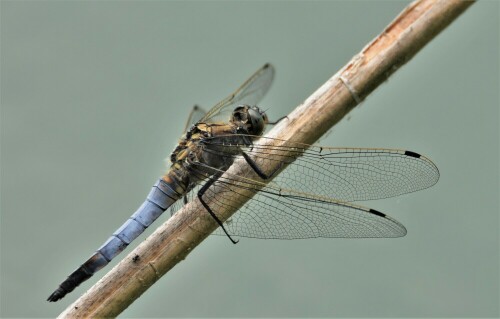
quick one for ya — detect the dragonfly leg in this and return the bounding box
[242,152,282,180]
[197,172,239,244]
[267,115,288,125]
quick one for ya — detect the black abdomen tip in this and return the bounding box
[404,150,421,158]
[47,288,67,302]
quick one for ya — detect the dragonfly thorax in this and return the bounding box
[230,105,268,136]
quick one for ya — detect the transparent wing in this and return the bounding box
[200,135,440,202]
[182,105,207,133]
[199,63,275,124]
[192,164,407,239]
[169,185,201,216]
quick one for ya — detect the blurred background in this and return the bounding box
[1,1,498,317]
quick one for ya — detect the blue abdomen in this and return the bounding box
[47,178,182,302]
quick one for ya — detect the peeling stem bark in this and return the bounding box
[57,1,474,317]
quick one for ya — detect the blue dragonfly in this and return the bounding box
[48,64,439,302]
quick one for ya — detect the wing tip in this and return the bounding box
[369,208,407,237]
[263,63,275,73]
[404,150,440,186]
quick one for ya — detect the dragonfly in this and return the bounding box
[48,63,439,302]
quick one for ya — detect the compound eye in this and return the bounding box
[231,106,248,122]
[262,113,269,124]
[233,112,245,121]
[247,107,265,135]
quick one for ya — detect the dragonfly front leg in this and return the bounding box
[242,152,282,180]
[267,115,288,125]
[197,172,239,244]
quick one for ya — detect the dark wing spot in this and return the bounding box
[404,150,421,158]
[369,209,386,217]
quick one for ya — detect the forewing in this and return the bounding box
[201,135,440,202]
[199,64,275,124]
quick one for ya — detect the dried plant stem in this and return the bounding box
[58,0,474,317]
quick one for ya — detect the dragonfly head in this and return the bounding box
[231,105,268,136]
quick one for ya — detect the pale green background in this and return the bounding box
[1,1,498,318]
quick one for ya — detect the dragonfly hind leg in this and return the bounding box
[242,152,282,180]
[197,172,239,244]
